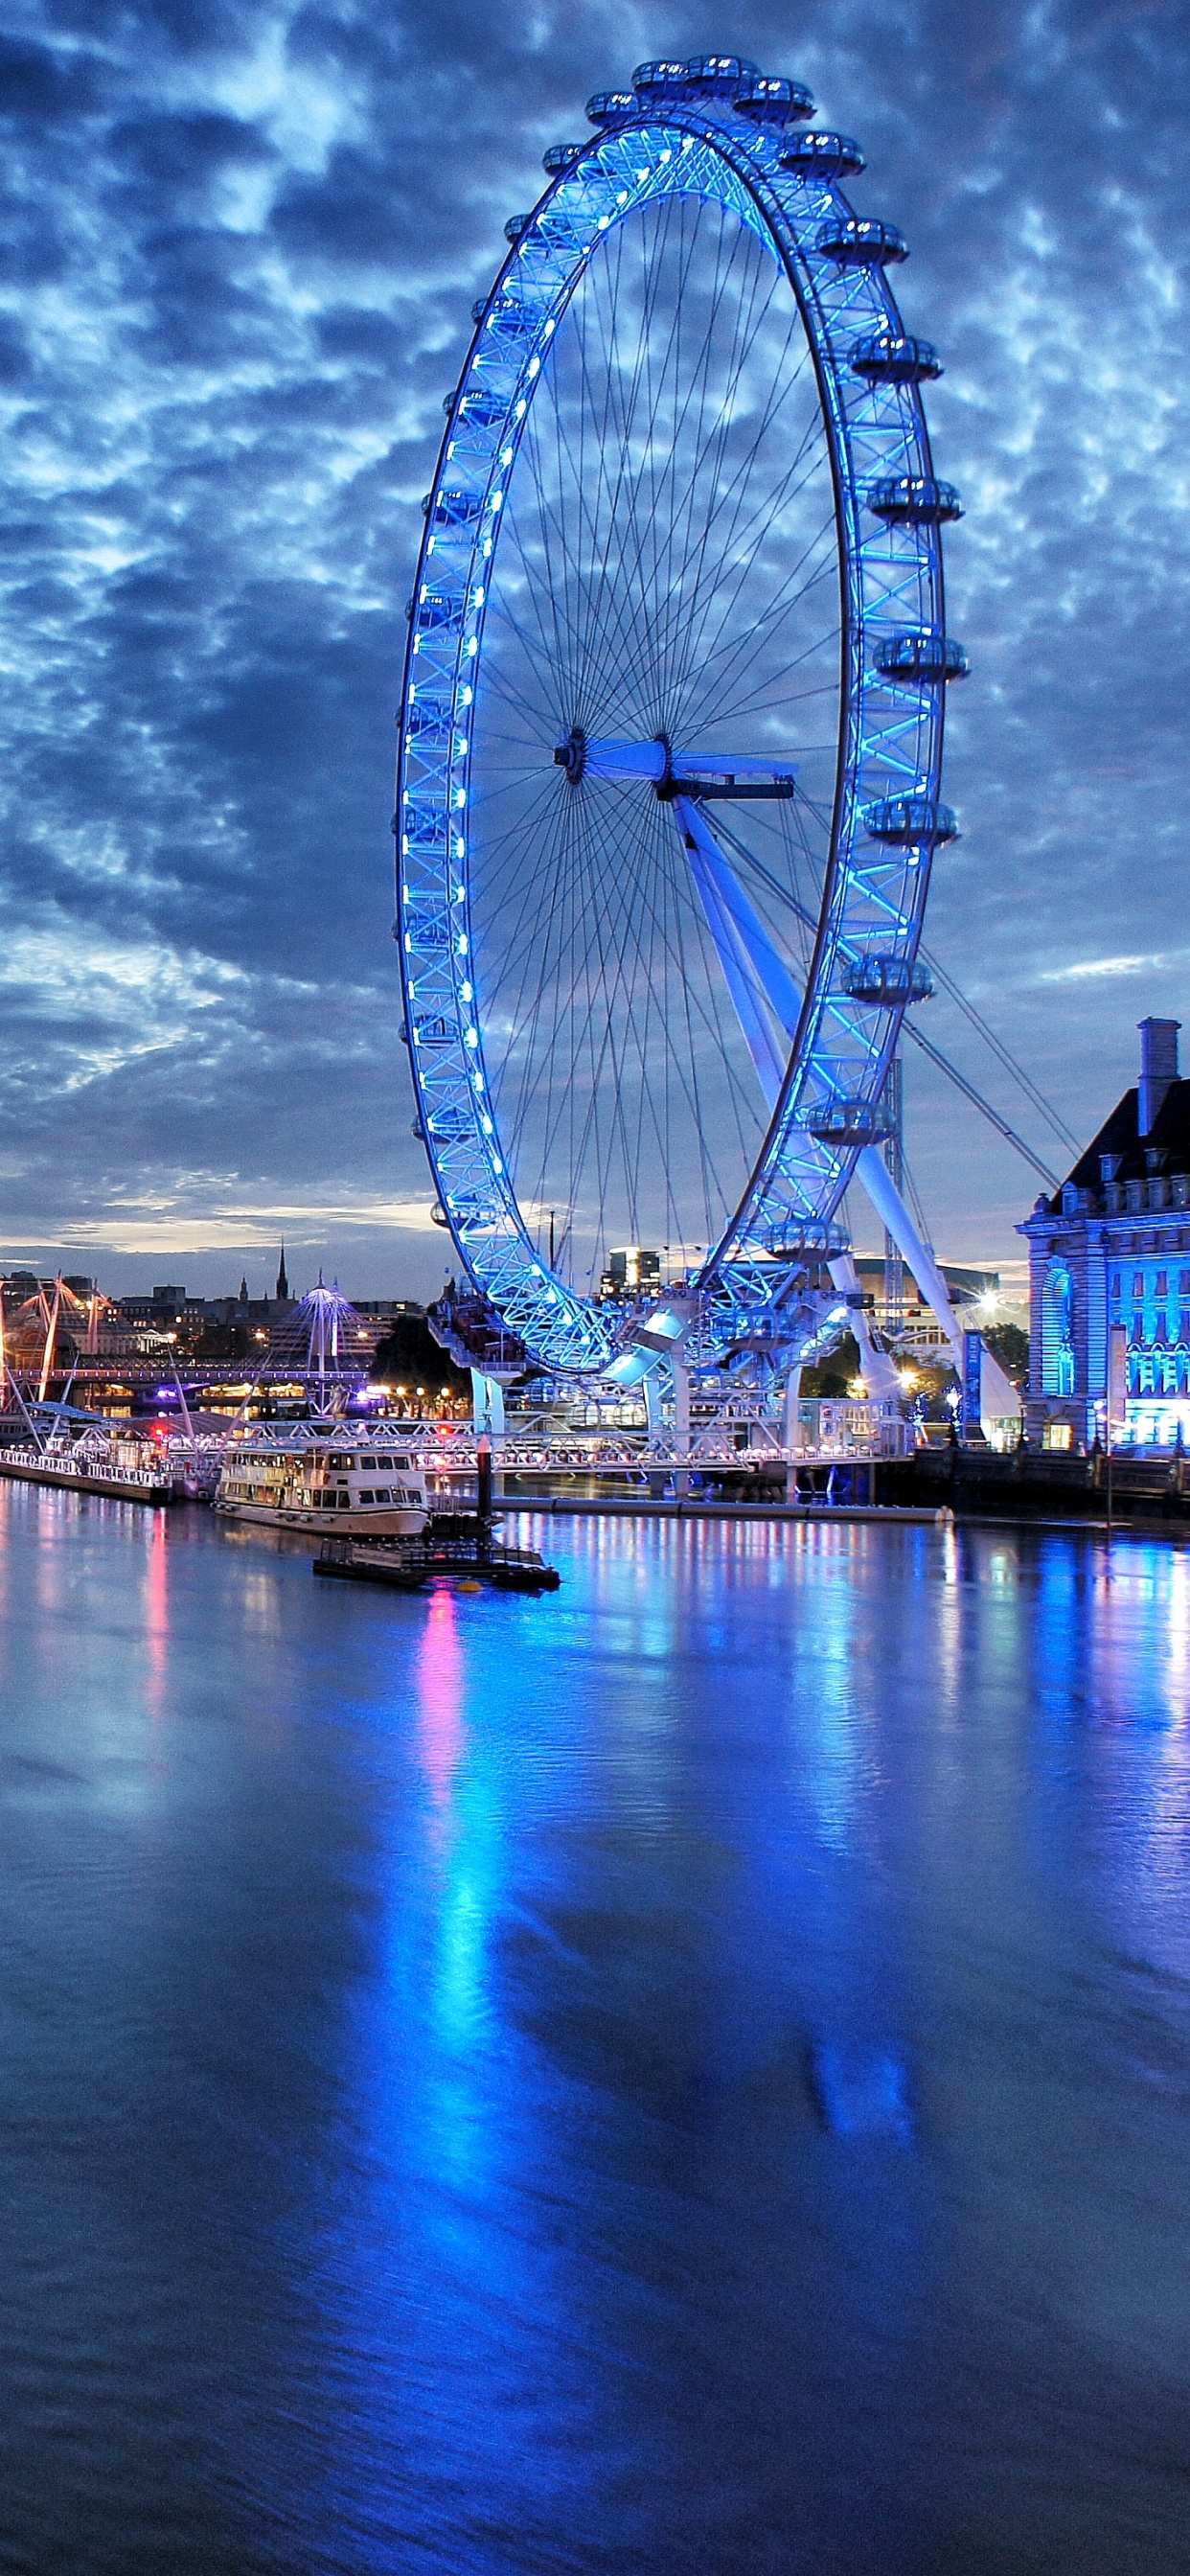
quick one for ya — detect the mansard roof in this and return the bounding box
[1044,1078,1190,1214]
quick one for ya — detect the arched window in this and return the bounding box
[1043,1263,1075,1395]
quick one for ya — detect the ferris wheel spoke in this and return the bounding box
[625,209,755,709]
[488,804,593,1111]
[537,242,637,709]
[562,200,769,724]
[585,793,765,1224]
[560,236,703,723]
[682,601,840,753]
[672,481,837,739]
[580,196,719,688]
[513,783,759,1255]
[592,392,834,742]
[648,247,795,709]
[628,233,802,708]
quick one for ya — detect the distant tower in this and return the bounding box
[276,1242,289,1301]
[239,1275,248,1304]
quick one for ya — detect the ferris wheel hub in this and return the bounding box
[554,736,798,800]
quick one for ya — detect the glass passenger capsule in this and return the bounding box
[414,590,463,631]
[734,73,814,120]
[504,214,532,242]
[452,384,506,427]
[863,795,958,843]
[780,130,864,177]
[585,90,635,124]
[542,143,584,172]
[629,59,694,98]
[675,53,762,94]
[868,474,963,523]
[806,1099,894,1146]
[426,489,482,531]
[404,705,452,746]
[841,955,934,1004]
[817,217,907,264]
[851,330,942,382]
[873,632,969,682]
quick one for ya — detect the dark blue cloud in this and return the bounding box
[0,31,102,117]
[0,0,1182,1294]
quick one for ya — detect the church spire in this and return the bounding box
[276,1241,289,1301]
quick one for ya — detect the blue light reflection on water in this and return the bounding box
[0,1485,1188,2572]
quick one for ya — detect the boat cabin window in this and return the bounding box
[329,1453,355,1469]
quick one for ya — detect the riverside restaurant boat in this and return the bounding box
[0,1438,174,1505]
[215,1429,430,1535]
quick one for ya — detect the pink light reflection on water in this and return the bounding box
[144,1510,169,1719]
[415,1584,466,1851]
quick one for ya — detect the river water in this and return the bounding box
[0,1484,1188,2574]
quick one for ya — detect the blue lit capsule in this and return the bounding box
[868,474,963,523]
[817,217,906,264]
[863,795,958,842]
[873,632,969,682]
[851,330,942,383]
[781,130,864,178]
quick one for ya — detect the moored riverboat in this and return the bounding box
[0,1441,175,1504]
[215,1430,429,1535]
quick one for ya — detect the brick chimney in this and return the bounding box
[1138,1017,1180,1138]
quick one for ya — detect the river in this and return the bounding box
[0,1483,1187,2573]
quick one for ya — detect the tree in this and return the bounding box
[981,1322,1029,1389]
[800,1331,862,1398]
[372,1311,470,1400]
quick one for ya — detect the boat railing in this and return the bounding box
[0,1445,169,1490]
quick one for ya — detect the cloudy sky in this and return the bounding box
[0,0,1184,1299]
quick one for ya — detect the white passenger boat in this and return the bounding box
[0,1440,174,1505]
[215,1430,429,1535]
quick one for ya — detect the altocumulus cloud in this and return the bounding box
[0,0,1184,1288]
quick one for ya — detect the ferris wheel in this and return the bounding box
[397,56,965,1376]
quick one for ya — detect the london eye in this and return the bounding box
[398,55,964,1378]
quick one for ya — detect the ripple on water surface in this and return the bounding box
[0,1486,1187,2574]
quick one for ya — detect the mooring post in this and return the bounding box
[476,1433,492,1561]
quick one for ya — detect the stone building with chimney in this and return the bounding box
[1019,1018,1190,1449]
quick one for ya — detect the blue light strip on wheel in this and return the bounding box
[397,73,954,1374]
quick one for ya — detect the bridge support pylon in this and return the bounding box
[470,1369,505,1497]
[673,1357,690,1498]
[784,1367,803,1502]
